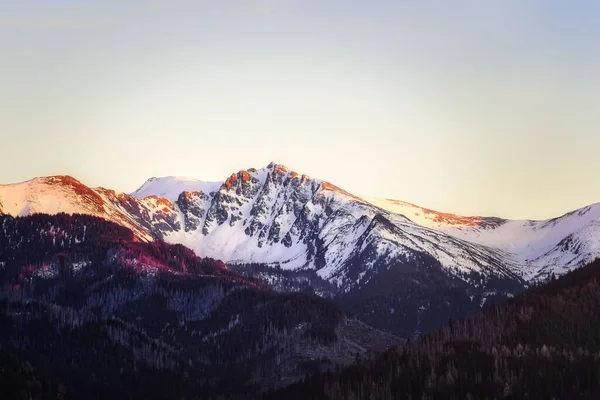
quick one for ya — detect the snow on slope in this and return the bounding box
[0,176,103,217]
[145,165,321,270]
[364,197,497,230]
[532,220,600,278]
[446,204,600,259]
[366,197,600,279]
[132,176,222,202]
[129,163,522,290]
[0,176,155,241]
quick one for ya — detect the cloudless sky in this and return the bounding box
[1,0,599,219]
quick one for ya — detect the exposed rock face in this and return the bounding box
[176,191,209,232]
[124,164,524,297]
[202,171,263,235]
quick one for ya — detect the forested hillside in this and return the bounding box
[0,214,400,399]
[270,259,600,399]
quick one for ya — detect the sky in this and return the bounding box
[1,1,599,220]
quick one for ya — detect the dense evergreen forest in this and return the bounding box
[0,214,400,399]
[269,259,600,399]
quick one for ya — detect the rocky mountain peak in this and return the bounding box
[267,162,290,175]
[223,170,255,190]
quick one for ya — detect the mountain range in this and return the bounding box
[2,162,600,399]
[1,162,599,336]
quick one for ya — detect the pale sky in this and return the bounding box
[1,1,599,220]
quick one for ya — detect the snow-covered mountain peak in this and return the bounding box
[0,175,106,217]
[0,175,83,189]
[266,161,289,171]
[261,162,317,183]
[132,176,221,202]
[0,175,163,242]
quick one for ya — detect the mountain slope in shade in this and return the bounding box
[270,258,600,400]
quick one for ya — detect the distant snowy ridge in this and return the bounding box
[367,197,600,280]
[132,176,222,202]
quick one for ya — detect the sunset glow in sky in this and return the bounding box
[1,1,599,219]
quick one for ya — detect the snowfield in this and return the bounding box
[368,197,600,280]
